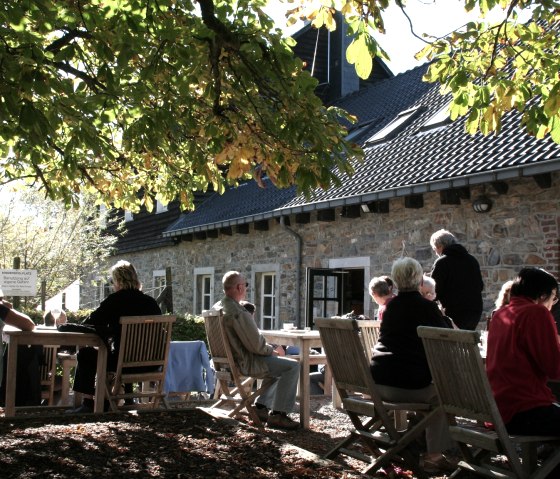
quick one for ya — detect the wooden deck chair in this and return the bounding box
[330,319,381,409]
[105,315,176,411]
[418,326,560,479]
[355,319,410,427]
[40,345,62,406]
[202,309,275,429]
[357,320,381,359]
[316,318,439,478]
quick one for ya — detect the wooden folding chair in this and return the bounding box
[357,319,381,359]
[418,326,560,479]
[316,318,439,478]
[330,319,381,409]
[40,345,62,406]
[105,315,176,411]
[202,309,275,429]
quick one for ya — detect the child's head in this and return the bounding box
[420,275,436,300]
[240,301,256,315]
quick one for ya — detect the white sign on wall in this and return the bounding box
[0,269,37,296]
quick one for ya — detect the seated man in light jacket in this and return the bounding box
[213,270,299,430]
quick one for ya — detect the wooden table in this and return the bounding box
[261,329,325,429]
[3,326,108,416]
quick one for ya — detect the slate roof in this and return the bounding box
[165,180,296,233]
[163,63,560,238]
[109,192,210,254]
[284,65,560,210]
[108,202,183,254]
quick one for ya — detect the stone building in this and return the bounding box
[81,60,560,330]
[81,24,560,329]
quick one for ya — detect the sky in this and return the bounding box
[265,0,513,74]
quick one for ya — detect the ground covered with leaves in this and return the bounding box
[0,397,456,478]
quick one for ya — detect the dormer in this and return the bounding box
[292,12,393,104]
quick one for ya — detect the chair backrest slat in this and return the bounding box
[357,320,381,360]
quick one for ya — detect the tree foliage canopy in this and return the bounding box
[1,0,558,211]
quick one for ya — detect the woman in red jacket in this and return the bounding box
[487,267,560,435]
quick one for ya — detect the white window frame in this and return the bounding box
[366,107,420,144]
[250,264,280,329]
[124,210,133,222]
[194,267,215,314]
[260,273,276,330]
[419,103,452,132]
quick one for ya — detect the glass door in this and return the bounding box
[306,268,343,328]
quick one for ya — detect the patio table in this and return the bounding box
[3,326,107,416]
[261,329,328,429]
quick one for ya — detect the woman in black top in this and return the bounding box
[371,257,455,473]
[69,260,161,413]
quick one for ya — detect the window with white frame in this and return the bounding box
[153,270,166,298]
[366,107,422,144]
[418,103,452,133]
[257,272,277,330]
[194,268,214,314]
[253,271,279,329]
[124,210,133,222]
[95,276,110,306]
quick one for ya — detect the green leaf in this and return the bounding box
[346,34,372,79]
[550,115,560,144]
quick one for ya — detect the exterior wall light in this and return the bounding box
[472,196,493,213]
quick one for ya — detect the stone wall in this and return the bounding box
[81,175,560,324]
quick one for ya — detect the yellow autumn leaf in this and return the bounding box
[346,35,372,79]
[228,157,251,178]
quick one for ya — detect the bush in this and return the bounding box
[172,314,207,344]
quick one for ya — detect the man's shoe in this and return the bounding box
[267,413,300,430]
[420,453,460,474]
[254,405,269,423]
[65,403,93,414]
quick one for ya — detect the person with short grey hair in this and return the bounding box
[213,270,300,430]
[391,257,423,291]
[371,257,456,473]
[429,229,457,252]
[430,229,484,330]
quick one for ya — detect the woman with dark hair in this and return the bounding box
[487,267,560,436]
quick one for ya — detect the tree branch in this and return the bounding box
[45,28,92,53]
[51,60,105,92]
